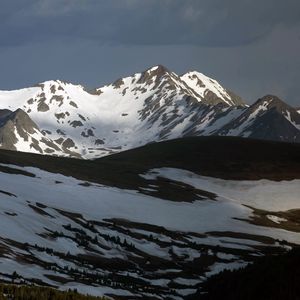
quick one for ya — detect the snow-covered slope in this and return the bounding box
[0,66,247,158]
[180,71,244,106]
[0,163,299,299]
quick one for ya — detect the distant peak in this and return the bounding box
[254,95,286,106]
[136,65,171,85]
[259,94,281,102]
[252,95,298,113]
[181,70,215,82]
[182,70,203,76]
[35,79,71,89]
[14,108,25,113]
[9,109,37,125]
[146,65,170,74]
[180,70,246,107]
[36,79,60,86]
[5,108,37,127]
[13,108,28,117]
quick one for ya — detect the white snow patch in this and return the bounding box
[266,215,288,224]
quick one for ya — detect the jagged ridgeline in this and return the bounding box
[0,66,299,158]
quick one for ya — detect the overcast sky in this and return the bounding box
[0,0,299,106]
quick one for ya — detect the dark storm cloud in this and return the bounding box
[0,0,299,107]
[1,0,299,47]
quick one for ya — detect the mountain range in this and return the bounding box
[0,65,299,158]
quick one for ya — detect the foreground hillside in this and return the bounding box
[0,137,299,299]
[0,284,104,300]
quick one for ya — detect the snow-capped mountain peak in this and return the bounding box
[249,95,300,128]
[217,94,300,142]
[252,94,295,110]
[180,71,245,106]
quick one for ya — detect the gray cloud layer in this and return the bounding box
[1,0,299,47]
[0,0,299,106]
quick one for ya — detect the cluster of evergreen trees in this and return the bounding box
[0,284,105,300]
[60,223,135,250]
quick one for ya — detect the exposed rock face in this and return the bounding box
[0,109,38,150]
[0,109,73,156]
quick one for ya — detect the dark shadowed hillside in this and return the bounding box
[0,136,299,188]
[188,247,300,300]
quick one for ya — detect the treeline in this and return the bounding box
[0,284,105,300]
[187,247,300,300]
